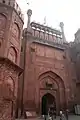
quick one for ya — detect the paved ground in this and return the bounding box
[16,115,80,120]
[40,115,80,120]
[68,115,80,120]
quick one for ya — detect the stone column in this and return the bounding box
[60,22,67,43]
[27,9,32,30]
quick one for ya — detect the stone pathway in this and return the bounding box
[16,115,80,120]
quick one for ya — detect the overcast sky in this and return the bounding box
[17,0,80,42]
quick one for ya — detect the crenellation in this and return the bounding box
[0,0,24,21]
[49,34,53,41]
[40,31,44,39]
[35,30,40,38]
[30,21,62,43]
[32,29,35,36]
[0,0,14,7]
[31,22,62,35]
[31,27,62,42]
[14,2,24,21]
[45,33,49,40]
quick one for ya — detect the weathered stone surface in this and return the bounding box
[0,1,23,119]
[0,1,80,119]
[19,26,76,115]
[0,99,12,120]
[0,58,22,120]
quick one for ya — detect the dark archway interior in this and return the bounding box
[41,93,56,115]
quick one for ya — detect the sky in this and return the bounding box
[17,0,80,42]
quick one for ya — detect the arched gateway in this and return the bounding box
[41,93,56,115]
[37,71,66,115]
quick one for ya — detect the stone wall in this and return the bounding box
[0,58,22,120]
[21,30,76,114]
[69,43,80,105]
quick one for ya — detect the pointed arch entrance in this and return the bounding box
[36,71,66,115]
[41,93,56,115]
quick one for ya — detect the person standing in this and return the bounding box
[44,106,48,120]
[65,109,68,120]
[54,110,56,119]
[60,110,63,120]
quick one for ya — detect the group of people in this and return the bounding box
[60,109,68,120]
[48,108,56,120]
[43,108,69,120]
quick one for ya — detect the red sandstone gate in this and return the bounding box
[41,93,56,115]
[39,88,59,114]
[36,71,66,114]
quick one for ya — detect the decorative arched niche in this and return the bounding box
[6,76,15,93]
[39,76,58,90]
[0,13,7,46]
[12,22,20,41]
[8,46,17,63]
[37,71,66,114]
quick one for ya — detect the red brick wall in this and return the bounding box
[8,10,23,65]
[0,1,23,119]
[0,3,23,65]
[0,58,21,120]
[22,35,76,113]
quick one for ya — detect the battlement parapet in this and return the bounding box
[30,22,63,43]
[0,0,24,21]
[31,22,62,35]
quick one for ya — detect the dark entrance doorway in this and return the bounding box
[41,93,56,115]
